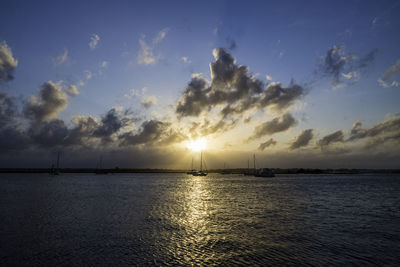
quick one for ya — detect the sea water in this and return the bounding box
[0,173,399,266]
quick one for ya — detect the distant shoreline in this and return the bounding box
[0,168,399,174]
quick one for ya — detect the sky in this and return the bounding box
[1,0,400,169]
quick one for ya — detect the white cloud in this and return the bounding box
[138,37,155,65]
[153,28,169,44]
[89,34,100,50]
[53,49,68,65]
[84,70,92,80]
[141,95,157,108]
[378,58,400,88]
[124,87,157,108]
[124,88,140,99]
[181,56,191,63]
[266,75,272,81]
[66,85,79,96]
[341,71,360,81]
[100,61,109,68]
[137,28,169,65]
[0,41,18,82]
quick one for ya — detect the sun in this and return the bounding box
[187,138,207,152]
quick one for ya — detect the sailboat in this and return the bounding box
[50,152,61,175]
[95,156,108,174]
[243,158,253,176]
[186,157,197,174]
[192,151,207,176]
[253,154,275,177]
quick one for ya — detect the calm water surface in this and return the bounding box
[0,173,399,266]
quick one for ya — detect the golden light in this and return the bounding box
[187,138,207,152]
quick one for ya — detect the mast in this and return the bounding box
[200,151,203,171]
[248,159,250,173]
[253,154,256,174]
[56,152,60,169]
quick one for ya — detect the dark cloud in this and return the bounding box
[318,130,344,147]
[258,82,304,111]
[321,45,377,87]
[258,138,277,151]
[0,92,18,125]
[290,129,313,149]
[28,119,69,148]
[24,81,68,122]
[189,118,238,138]
[248,113,297,141]
[66,115,100,146]
[0,126,30,151]
[364,132,400,149]
[176,49,305,119]
[120,120,184,146]
[348,114,400,143]
[358,49,378,68]
[0,41,18,83]
[323,45,354,87]
[94,108,126,142]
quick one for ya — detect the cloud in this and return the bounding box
[0,92,18,126]
[248,113,297,141]
[258,138,277,151]
[0,41,18,83]
[378,58,400,88]
[322,45,355,87]
[321,45,377,87]
[266,75,272,81]
[290,129,313,149]
[93,108,133,143]
[66,85,79,96]
[53,49,69,65]
[137,28,169,65]
[66,115,100,146]
[23,81,68,122]
[189,118,238,137]
[89,34,100,50]
[348,114,400,143]
[176,49,305,118]
[100,61,109,68]
[153,28,169,44]
[138,37,155,65]
[120,120,183,146]
[84,70,92,80]
[28,119,69,148]
[181,56,191,63]
[317,130,344,147]
[141,95,157,108]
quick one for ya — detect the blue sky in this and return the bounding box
[1,0,400,168]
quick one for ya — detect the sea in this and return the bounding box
[0,173,399,266]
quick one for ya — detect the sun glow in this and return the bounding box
[187,138,207,152]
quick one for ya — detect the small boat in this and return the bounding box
[251,154,275,177]
[192,151,207,176]
[255,168,275,177]
[187,157,197,174]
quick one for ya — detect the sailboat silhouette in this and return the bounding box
[192,151,207,176]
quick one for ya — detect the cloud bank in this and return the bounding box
[0,42,18,83]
